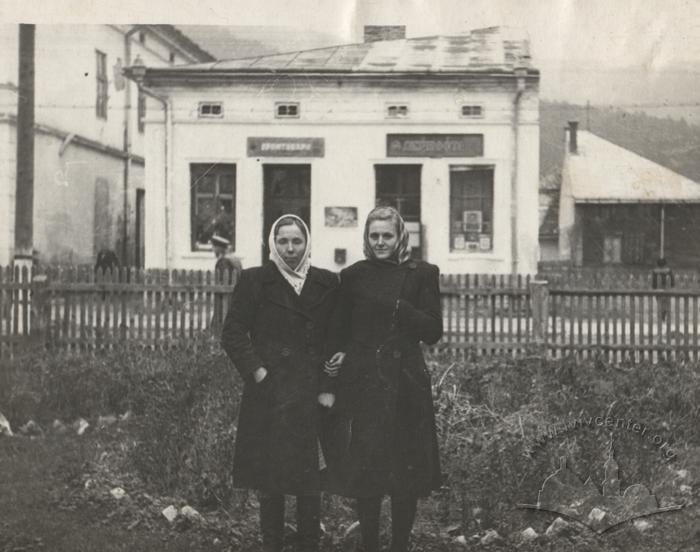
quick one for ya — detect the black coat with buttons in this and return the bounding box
[221,262,338,494]
[326,259,443,498]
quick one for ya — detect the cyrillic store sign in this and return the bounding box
[387,134,483,158]
[247,137,325,157]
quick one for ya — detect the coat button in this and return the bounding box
[281,347,291,357]
[393,350,401,359]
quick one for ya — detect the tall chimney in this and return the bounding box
[568,121,578,154]
[364,25,406,43]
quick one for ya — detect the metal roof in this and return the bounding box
[566,131,700,203]
[135,26,535,77]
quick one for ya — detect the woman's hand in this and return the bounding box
[324,352,346,377]
[253,366,268,383]
[318,393,336,408]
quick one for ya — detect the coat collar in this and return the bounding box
[260,263,334,318]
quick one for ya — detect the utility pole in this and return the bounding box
[14,24,35,269]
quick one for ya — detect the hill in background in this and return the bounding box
[540,101,700,184]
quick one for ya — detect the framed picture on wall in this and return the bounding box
[324,206,358,227]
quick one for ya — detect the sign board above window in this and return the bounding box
[247,137,325,157]
[387,134,483,158]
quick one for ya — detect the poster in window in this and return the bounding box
[479,234,491,251]
[463,210,482,232]
[453,234,466,250]
[465,232,480,243]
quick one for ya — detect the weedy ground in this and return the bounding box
[1,343,699,551]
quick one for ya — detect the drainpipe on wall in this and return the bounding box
[129,57,172,269]
[510,64,528,275]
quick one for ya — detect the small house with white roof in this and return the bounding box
[559,122,700,267]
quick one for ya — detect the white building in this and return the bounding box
[130,26,540,274]
[0,25,213,266]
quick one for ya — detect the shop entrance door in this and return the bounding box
[263,164,311,260]
[375,164,422,259]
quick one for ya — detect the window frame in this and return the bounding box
[386,103,410,119]
[95,50,108,120]
[448,165,495,254]
[460,104,484,119]
[190,163,237,252]
[275,102,300,119]
[198,102,224,118]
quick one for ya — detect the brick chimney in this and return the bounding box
[568,121,578,154]
[364,25,406,43]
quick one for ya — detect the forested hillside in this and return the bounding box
[540,101,700,183]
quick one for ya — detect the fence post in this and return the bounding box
[530,280,549,350]
[30,271,48,346]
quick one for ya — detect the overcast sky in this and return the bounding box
[2,0,699,108]
[3,0,699,66]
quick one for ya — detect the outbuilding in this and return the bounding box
[559,122,700,268]
[128,26,540,273]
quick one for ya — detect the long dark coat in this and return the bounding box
[221,262,338,494]
[326,259,443,498]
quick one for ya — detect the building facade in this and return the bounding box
[131,27,540,274]
[558,123,700,268]
[0,24,212,267]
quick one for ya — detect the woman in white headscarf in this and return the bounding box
[325,206,443,552]
[221,214,339,552]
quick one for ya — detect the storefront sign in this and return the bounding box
[247,137,325,157]
[387,134,483,158]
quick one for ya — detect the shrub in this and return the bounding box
[128,342,242,507]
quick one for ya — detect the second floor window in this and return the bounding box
[275,102,299,118]
[96,50,108,120]
[386,104,409,118]
[461,105,483,118]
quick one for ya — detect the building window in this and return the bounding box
[96,50,108,120]
[190,163,236,251]
[198,102,223,118]
[603,233,623,264]
[275,102,299,118]
[449,166,494,252]
[386,104,409,118]
[137,90,146,133]
[461,105,483,118]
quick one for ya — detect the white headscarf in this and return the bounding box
[268,214,311,295]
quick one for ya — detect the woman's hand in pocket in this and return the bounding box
[253,367,268,383]
[318,393,336,408]
[324,352,346,377]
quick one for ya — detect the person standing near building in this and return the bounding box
[325,206,443,552]
[221,215,339,552]
[211,233,242,332]
[652,257,675,325]
[212,233,242,283]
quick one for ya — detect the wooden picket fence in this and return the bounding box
[2,265,700,362]
[0,265,238,359]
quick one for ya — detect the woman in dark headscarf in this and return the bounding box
[325,206,443,552]
[221,214,338,552]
